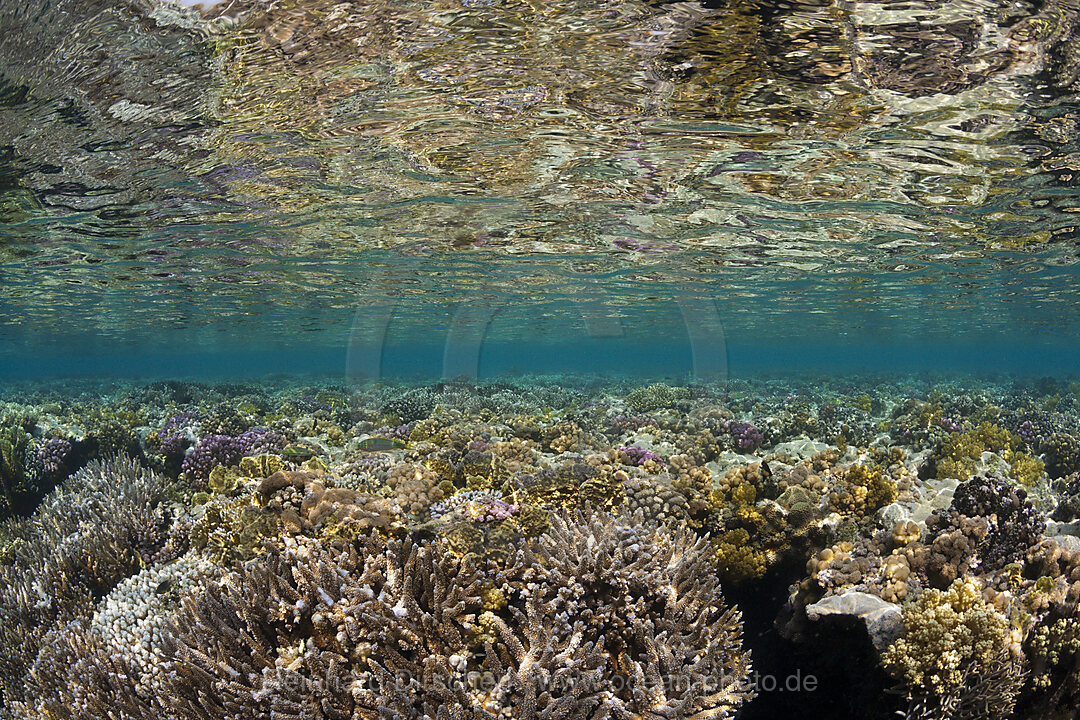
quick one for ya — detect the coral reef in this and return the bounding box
[0,455,171,713]
[625,383,689,413]
[1043,432,1080,479]
[1,375,1079,718]
[163,511,753,720]
[931,473,1045,573]
[933,422,1020,481]
[882,579,1025,719]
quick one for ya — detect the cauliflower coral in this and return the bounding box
[882,579,1019,693]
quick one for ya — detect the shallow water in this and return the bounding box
[1,0,1079,377]
[2,1,1080,719]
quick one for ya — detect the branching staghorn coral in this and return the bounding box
[495,511,754,719]
[898,646,1028,720]
[163,532,485,720]
[159,510,753,720]
[0,455,171,715]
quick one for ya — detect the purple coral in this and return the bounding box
[181,435,241,483]
[1016,420,1036,446]
[935,416,962,433]
[616,445,665,467]
[157,432,192,478]
[181,435,245,484]
[728,421,763,452]
[163,410,200,434]
[430,491,520,522]
[240,427,286,456]
[159,433,189,461]
[377,424,412,442]
[182,428,287,484]
[474,497,520,522]
[32,438,72,490]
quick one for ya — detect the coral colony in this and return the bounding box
[1,376,1080,718]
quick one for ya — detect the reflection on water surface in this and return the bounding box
[0,0,1078,352]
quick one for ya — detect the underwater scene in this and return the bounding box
[2,0,1080,718]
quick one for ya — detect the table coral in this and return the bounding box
[625,382,689,413]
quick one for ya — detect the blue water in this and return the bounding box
[0,0,1077,382]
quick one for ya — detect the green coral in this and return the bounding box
[86,412,141,458]
[578,474,625,511]
[409,407,453,441]
[302,456,329,473]
[190,495,283,566]
[936,422,1020,481]
[207,465,242,495]
[0,404,38,431]
[0,427,31,519]
[238,453,285,478]
[713,528,768,583]
[831,464,897,517]
[315,419,345,446]
[913,401,943,429]
[0,529,24,566]
[143,431,162,455]
[1009,452,1045,486]
[882,579,1015,694]
[1027,616,1080,690]
[279,445,315,463]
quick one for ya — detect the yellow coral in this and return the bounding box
[625,383,688,413]
[936,422,1020,481]
[831,464,897,517]
[190,495,284,566]
[891,520,920,547]
[207,465,241,494]
[480,585,507,612]
[713,528,768,583]
[1009,452,1045,486]
[882,579,1016,693]
[1028,617,1080,689]
[239,453,285,478]
[317,420,345,447]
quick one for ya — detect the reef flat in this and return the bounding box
[1,374,1079,719]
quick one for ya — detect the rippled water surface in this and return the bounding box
[1,0,1080,373]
